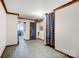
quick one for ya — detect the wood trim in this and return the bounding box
[0,0,43,22]
[7,12,19,16]
[36,38,44,41]
[0,0,19,16]
[0,0,42,21]
[24,39,30,41]
[6,44,18,47]
[18,17,43,23]
[18,17,35,20]
[0,0,7,13]
[1,47,6,58]
[18,17,28,19]
[1,44,18,58]
[1,0,78,18]
[54,49,74,58]
[54,0,79,11]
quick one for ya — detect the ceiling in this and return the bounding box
[4,0,71,19]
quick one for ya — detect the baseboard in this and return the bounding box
[24,39,30,41]
[6,44,18,47]
[36,38,44,41]
[1,43,19,58]
[36,38,40,40]
[44,44,49,46]
[0,46,6,58]
[44,44,73,58]
[44,44,55,48]
[54,49,74,58]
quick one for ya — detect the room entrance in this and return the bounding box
[30,22,36,39]
[18,21,26,43]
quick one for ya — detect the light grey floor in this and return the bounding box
[2,37,69,58]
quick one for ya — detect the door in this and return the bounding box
[30,22,36,39]
[46,12,55,48]
[46,14,50,44]
[49,12,55,48]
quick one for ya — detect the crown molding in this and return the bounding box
[0,0,19,16]
[0,0,79,21]
[0,0,43,22]
[54,0,79,11]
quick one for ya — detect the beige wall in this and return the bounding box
[36,18,46,41]
[36,23,39,39]
[55,2,79,57]
[0,1,6,57]
[43,15,46,44]
[6,14,18,46]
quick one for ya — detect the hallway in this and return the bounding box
[2,37,68,58]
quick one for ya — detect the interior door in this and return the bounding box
[46,12,55,48]
[49,12,55,48]
[46,14,50,44]
[30,22,36,39]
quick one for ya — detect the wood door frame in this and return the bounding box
[30,22,36,39]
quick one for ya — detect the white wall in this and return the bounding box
[18,19,34,40]
[37,20,45,40]
[43,15,46,44]
[55,2,79,57]
[0,1,6,57]
[6,14,18,45]
[25,20,30,40]
[36,19,46,41]
[36,23,39,39]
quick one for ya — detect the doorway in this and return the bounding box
[18,21,26,43]
[30,22,36,39]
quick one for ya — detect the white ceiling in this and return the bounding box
[4,0,71,19]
